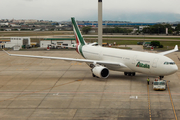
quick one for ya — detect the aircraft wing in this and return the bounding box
[158,45,178,56]
[3,50,127,68]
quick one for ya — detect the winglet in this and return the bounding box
[174,45,178,51]
[2,49,11,56]
[158,45,179,56]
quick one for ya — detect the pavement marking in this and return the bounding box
[76,79,83,81]
[167,82,178,120]
[0,79,82,103]
[147,84,152,120]
[176,55,180,61]
[1,91,180,95]
[85,95,95,96]
[129,96,138,99]
[71,63,82,65]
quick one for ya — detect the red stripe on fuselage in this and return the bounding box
[75,34,80,53]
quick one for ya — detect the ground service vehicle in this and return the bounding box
[153,80,167,90]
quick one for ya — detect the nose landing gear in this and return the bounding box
[159,76,164,80]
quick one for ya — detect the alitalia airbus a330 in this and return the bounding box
[3,17,179,79]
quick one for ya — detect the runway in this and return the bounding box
[0,50,180,120]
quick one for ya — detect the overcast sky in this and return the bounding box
[1,0,180,22]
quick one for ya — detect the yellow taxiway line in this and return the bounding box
[167,82,178,120]
[147,84,152,120]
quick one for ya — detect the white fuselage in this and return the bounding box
[81,45,178,76]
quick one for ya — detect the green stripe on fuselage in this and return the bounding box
[71,17,85,46]
[79,45,85,58]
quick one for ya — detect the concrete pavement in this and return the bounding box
[0,50,180,120]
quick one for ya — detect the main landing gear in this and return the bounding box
[92,73,96,77]
[92,73,99,78]
[124,72,136,76]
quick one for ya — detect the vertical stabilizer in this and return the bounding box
[71,17,86,46]
[71,17,86,57]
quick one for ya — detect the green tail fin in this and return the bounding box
[71,17,86,46]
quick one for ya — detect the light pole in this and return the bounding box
[98,0,102,46]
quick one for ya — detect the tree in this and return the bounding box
[176,24,180,31]
[103,27,132,33]
[175,24,180,34]
[151,41,163,48]
[142,24,174,34]
[151,41,160,47]
[82,26,91,34]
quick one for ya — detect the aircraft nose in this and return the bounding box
[175,65,178,71]
[170,65,178,74]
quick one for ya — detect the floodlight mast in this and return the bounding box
[98,0,102,46]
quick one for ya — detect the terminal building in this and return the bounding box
[5,37,31,50]
[0,39,10,49]
[1,37,76,50]
[40,38,76,48]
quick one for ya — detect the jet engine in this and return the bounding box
[92,66,109,78]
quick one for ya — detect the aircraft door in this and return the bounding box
[152,58,159,68]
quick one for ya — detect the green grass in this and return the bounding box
[103,40,138,45]
[85,40,143,45]
[1,31,180,50]
[111,47,132,49]
[85,39,180,50]
[84,36,180,40]
[0,31,73,37]
[104,37,180,40]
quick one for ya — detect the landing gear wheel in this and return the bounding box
[128,72,132,76]
[132,72,136,76]
[92,73,96,77]
[124,72,128,76]
[124,72,136,76]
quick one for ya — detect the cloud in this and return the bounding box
[0,0,180,22]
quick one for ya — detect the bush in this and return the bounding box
[35,44,40,47]
[159,45,164,48]
[82,26,91,34]
[151,41,164,48]
[103,27,132,33]
[151,41,160,47]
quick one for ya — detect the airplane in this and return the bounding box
[3,17,179,79]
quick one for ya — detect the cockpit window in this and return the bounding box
[164,62,175,65]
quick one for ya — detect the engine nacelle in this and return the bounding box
[92,66,109,78]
